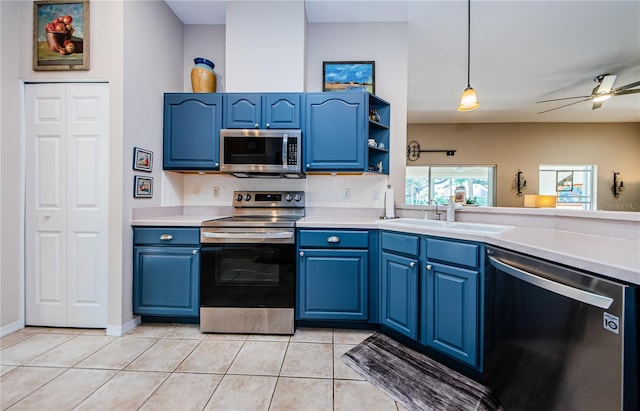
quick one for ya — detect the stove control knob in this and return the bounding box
[293,194,302,202]
[236,194,244,202]
[285,193,293,202]
[245,194,252,201]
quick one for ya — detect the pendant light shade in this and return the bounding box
[458,0,479,112]
[458,86,479,111]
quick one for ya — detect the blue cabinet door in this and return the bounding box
[304,92,365,171]
[381,252,419,339]
[225,93,301,129]
[422,262,479,367]
[133,246,200,317]
[297,249,368,321]
[163,93,222,170]
[264,93,301,129]
[224,93,262,129]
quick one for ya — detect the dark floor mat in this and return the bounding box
[342,332,499,411]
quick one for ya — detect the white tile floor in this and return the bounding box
[1,324,408,411]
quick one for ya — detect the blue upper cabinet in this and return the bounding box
[304,92,366,171]
[304,92,389,174]
[163,93,222,170]
[224,93,301,129]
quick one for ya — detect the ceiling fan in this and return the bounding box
[536,74,640,114]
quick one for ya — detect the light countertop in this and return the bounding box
[131,211,640,285]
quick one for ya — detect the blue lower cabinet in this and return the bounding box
[381,251,419,339]
[297,249,368,320]
[421,261,479,367]
[133,246,200,318]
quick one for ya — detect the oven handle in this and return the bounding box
[202,231,294,240]
[488,255,613,309]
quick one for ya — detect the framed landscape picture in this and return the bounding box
[134,176,153,198]
[323,61,375,94]
[33,0,89,71]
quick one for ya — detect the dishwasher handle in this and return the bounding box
[488,255,614,309]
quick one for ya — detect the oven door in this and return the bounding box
[199,241,295,334]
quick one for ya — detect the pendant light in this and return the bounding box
[458,0,479,111]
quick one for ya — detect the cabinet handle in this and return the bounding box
[160,234,173,241]
[254,123,260,128]
[426,264,432,270]
[266,123,270,128]
[327,236,340,243]
[215,162,219,167]
[299,251,304,257]
[409,262,416,268]
[192,250,198,255]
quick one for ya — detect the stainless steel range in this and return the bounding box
[199,191,304,334]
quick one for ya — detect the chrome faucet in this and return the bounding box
[427,199,443,220]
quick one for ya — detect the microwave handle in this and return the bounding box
[282,133,288,168]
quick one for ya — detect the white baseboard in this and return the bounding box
[0,320,25,337]
[105,316,141,337]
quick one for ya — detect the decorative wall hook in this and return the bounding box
[515,170,527,197]
[612,171,624,198]
[406,141,456,161]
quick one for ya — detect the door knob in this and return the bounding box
[426,264,433,270]
[409,262,416,267]
[299,251,304,257]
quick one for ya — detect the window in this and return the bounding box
[539,165,596,210]
[406,166,496,206]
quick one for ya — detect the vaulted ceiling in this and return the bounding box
[165,0,640,123]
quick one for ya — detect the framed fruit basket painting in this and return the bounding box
[33,0,89,71]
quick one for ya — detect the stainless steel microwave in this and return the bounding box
[219,129,303,178]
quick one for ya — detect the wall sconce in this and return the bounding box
[514,170,527,196]
[612,171,624,198]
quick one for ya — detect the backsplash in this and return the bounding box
[162,172,389,209]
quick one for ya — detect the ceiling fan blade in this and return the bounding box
[537,98,591,114]
[613,88,640,96]
[612,80,640,93]
[535,95,591,104]
[592,100,604,110]
[594,74,617,94]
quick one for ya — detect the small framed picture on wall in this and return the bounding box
[134,176,153,198]
[323,61,375,94]
[133,147,153,172]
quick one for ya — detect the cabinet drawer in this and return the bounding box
[134,227,200,246]
[426,238,479,268]
[298,230,368,248]
[381,231,420,257]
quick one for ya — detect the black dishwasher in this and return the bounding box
[484,245,638,411]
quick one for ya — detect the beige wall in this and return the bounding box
[122,1,184,327]
[407,123,640,211]
[1,0,126,334]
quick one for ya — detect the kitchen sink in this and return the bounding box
[380,218,514,234]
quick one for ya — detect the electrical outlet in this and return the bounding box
[343,188,351,200]
[212,186,220,198]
